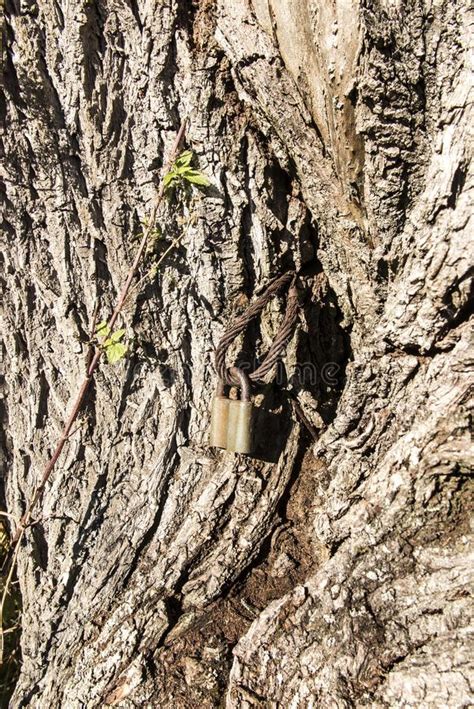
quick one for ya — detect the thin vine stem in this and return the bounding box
[10,118,187,546]
[124,213,197,307]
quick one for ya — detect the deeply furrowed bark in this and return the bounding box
[1,0,472,707]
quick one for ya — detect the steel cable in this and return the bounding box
[215,271,299,387]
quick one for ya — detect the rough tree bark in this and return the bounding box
[1,0,472,706]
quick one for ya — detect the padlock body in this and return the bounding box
[209,395,230,449]
[227,400,253,454]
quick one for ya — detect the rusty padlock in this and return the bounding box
[209,380,230,449]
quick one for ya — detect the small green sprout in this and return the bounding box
[95,322,128,364]
[163,150,211,193]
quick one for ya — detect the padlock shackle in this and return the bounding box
[228,366,251,402]
[215,379,226,397]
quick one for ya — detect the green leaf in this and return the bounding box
[105,342,128,364]
[183,169,210,187]
[175,150,193,167]
[163,171,177,187]
[110,328,126,343]
[96,321,110,337]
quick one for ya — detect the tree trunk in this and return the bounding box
[2,0,472,706]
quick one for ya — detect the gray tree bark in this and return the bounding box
[1,0,472,707]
